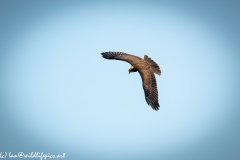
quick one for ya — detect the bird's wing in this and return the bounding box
[101,52,142,65]
[139,68,160,110]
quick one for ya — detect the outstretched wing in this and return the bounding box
[101,51,142,65]
[139,69,160,110]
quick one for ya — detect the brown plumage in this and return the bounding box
[101,51,161,111]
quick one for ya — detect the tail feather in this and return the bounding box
[144,55,161,75]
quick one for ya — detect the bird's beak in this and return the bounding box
[129,70,131,74]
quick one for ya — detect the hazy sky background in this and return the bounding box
[0,0,240,160]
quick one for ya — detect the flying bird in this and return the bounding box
[101,51,161,111]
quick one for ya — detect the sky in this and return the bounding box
[0,0,240,160]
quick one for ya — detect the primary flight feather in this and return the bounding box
[101,51,161,111]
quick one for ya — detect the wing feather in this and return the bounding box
[101,51,142,65]
[140,69,160,110]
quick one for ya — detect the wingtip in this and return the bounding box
[101,52,107,56]
[101,52,110,59]
[151,101,160,111]
[147,101,160,111]
[153,105,160,111]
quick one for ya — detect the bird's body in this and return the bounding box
[101,52,161,111]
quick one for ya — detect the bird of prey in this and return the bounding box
[101,51,161,111]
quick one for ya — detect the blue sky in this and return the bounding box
[0,0,240,160]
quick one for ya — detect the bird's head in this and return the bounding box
[129,65,136,74]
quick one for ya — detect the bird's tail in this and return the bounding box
[144,55,161,75]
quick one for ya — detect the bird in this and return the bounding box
[101,51,161,111]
